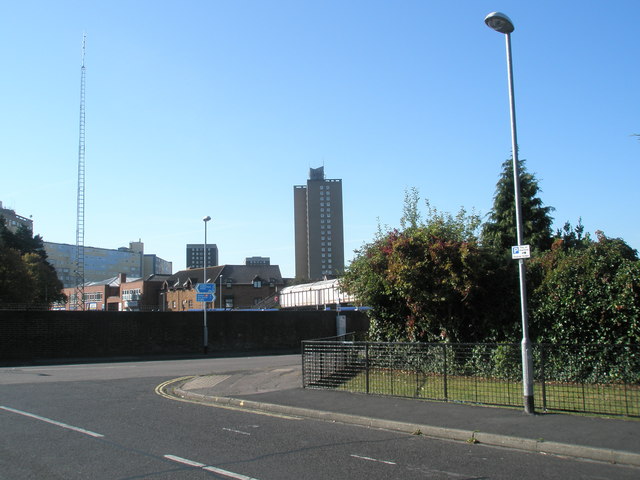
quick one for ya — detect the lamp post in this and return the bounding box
[219,274,223,309]
[485,12,535,414]
[203,215,211,355]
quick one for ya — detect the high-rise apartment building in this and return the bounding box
[186,243,218,269]
[294,166,344,281]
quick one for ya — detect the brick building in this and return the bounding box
[61,273,172,311]
[162,264,284,311]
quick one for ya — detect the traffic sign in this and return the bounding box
[511,245,531,259]
[196,283,216,294]
[197,293,215,302]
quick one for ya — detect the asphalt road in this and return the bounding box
[1,356,638,479]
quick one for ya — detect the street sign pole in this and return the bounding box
[202,216,211,355]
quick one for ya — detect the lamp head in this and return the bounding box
[485,12,514,34]
[203,215,211,222]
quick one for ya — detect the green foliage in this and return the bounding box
[0,246,33,304]
[482,158,554,254]
[0,218,65,306]
[342,191,497,342]
[344,156,638,350]
[530,231,640,344]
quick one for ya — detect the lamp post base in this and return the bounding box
[524,395,535,414]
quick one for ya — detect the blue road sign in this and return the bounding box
[197,293,214,302]
[195,283,216,294]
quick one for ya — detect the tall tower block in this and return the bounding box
[294,167,344,281]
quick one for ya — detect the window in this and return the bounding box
[225,297,234,308]
[253,297,263,305]
[253,280,262,288]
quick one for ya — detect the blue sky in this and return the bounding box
[1,1,638,278]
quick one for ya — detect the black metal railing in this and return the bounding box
[301,340,640,417]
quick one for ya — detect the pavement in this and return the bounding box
[163,360,640,467]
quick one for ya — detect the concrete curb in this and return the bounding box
[170,386,640,468]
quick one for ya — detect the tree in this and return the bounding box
[482,158,554,254]
[0,218,65,307]
[530,231,640,344]
[0,246,32,304]
[553,218,588,251]
[342,193,497,342]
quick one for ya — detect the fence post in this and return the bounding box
[540,344,547,412]
[365,342,370,394]
[442,343,448,401]
[301,341,307,388]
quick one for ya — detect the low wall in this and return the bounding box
[0,310,369,363]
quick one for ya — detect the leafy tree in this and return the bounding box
[0,218,65,306]
[482,158,554,254]
[0,246,32,304]
[22,252,66,305]
[530,231,640,344]
[342,193,498,342]
[553,218,588,251]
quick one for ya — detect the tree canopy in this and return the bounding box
[481,158,554,254]
[0,219,65,307]
[530,232,640,344]
[342,182,639,346]
[342,191,502,342]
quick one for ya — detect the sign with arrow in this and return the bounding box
[195,283,216,294]
[197,293,215,303]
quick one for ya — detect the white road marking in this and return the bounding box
[203,465,260,479]
[350,454,397,465]
[223,427,252,436]
[165,454,260,480]
[0,406,104,438]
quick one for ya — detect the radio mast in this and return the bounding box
[73,33,86,310]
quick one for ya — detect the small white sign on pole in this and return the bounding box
[511,245,531,259]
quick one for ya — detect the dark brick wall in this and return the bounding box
[0,310,369,362]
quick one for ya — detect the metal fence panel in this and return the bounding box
[301,341,640,417]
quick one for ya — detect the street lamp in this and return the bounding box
[219,274,223,309]
[203,215,211,355]
[485,11,535,414]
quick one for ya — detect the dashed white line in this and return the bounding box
[223,427,252,436]
[165,454,260,480]
[0,406,104,438]
[350,454,397,465]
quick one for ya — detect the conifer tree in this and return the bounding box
[482,158,554,254]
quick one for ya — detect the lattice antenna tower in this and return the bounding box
[73,33,87,310]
